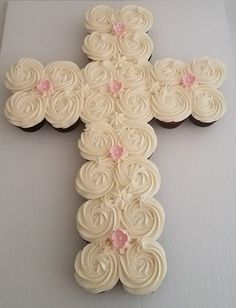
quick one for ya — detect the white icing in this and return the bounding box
[77,198,119,243]
[77,194,164,243]
[45,61,81,91]
[80,90,115,123]
[83,31,153,63]
[5,58,44,92]
[83,32,118,61]
[76,159,116,199]
[118,121,157,159]
[121,196,165,240]
[192,86,226,122]
[118,88,153,122]
[4,91,46,128]
[75,241,119,294]
[85,5,115,33]
[45,90,82,128]
[152,85,192,122]
[82,62,113,90]
[78,120,157,160]
[78,122,117,160]
[119,238,167,295]
[118,62,152,88]
[153,58,186,85]
[188,57,226,88]
[118,5,153,33]
[116,156,161,197]
[118,32,153,64]
[84,5,153,34]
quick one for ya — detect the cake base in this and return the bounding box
[156,119,185,129]
[51,119,80,133]
[189,115,215,127]
[18,119,46,132]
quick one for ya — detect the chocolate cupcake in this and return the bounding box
[45,90,83,132]
[151,84,192,128]
[4,91,47,132]
[190,86,226,127]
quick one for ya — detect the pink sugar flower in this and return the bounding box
[112,21,126,36]
[109,80,123,94]
[36,79,53,95]
[181,72,197,88]
[111,229,129,249]
[109,144,127,160]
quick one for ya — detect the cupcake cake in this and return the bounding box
[3,3,228,296]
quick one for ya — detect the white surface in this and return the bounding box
[0,0,235,57]
[0,1,236,307]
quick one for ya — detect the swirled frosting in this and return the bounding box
[83,32,118,61]
[118,32,153,64]
[121,196,165,240]
[82,61,113,90]
[119,62,153,89]
[78,120,157,160]
[119,239,167,295]
[75,241,119,294]
[5,58,44,92]
[84,5,153,33]
[118,121,157,158]
[45,90,83,128]
[118,88,153,122]
[153,58,186,85]
[77,194,164,243]
[116,156,161,196]
[45,61,81,91]
[78,122,117,160]
[4,91,46,128]
[85,5,115,33]
[118,5,153,33]
[188,57,226,88]
[83,31,153,63]
[76,159,116,199]
[191,86,226,122]
[77,198,119,243]
[152,85,192,122]
[81,90,115,123]
[4,58,84,129]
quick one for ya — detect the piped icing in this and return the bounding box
[84,5,153,34]
[74,239,167,295]
[151,57,227,123]
[78,120,157,160]
[4,58,83,129]
[77,194,165,243]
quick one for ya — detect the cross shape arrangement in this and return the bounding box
[3,5,226,295]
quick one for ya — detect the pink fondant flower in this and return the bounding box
[109,144,127,160]
[111,229,129,249]
[112,21,126,36]
[109,80,123,94]
[181,73,197,88]
[36,79,53,95]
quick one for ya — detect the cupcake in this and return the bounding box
[187,57,226,126]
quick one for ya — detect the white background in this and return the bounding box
[0,1,236,308]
